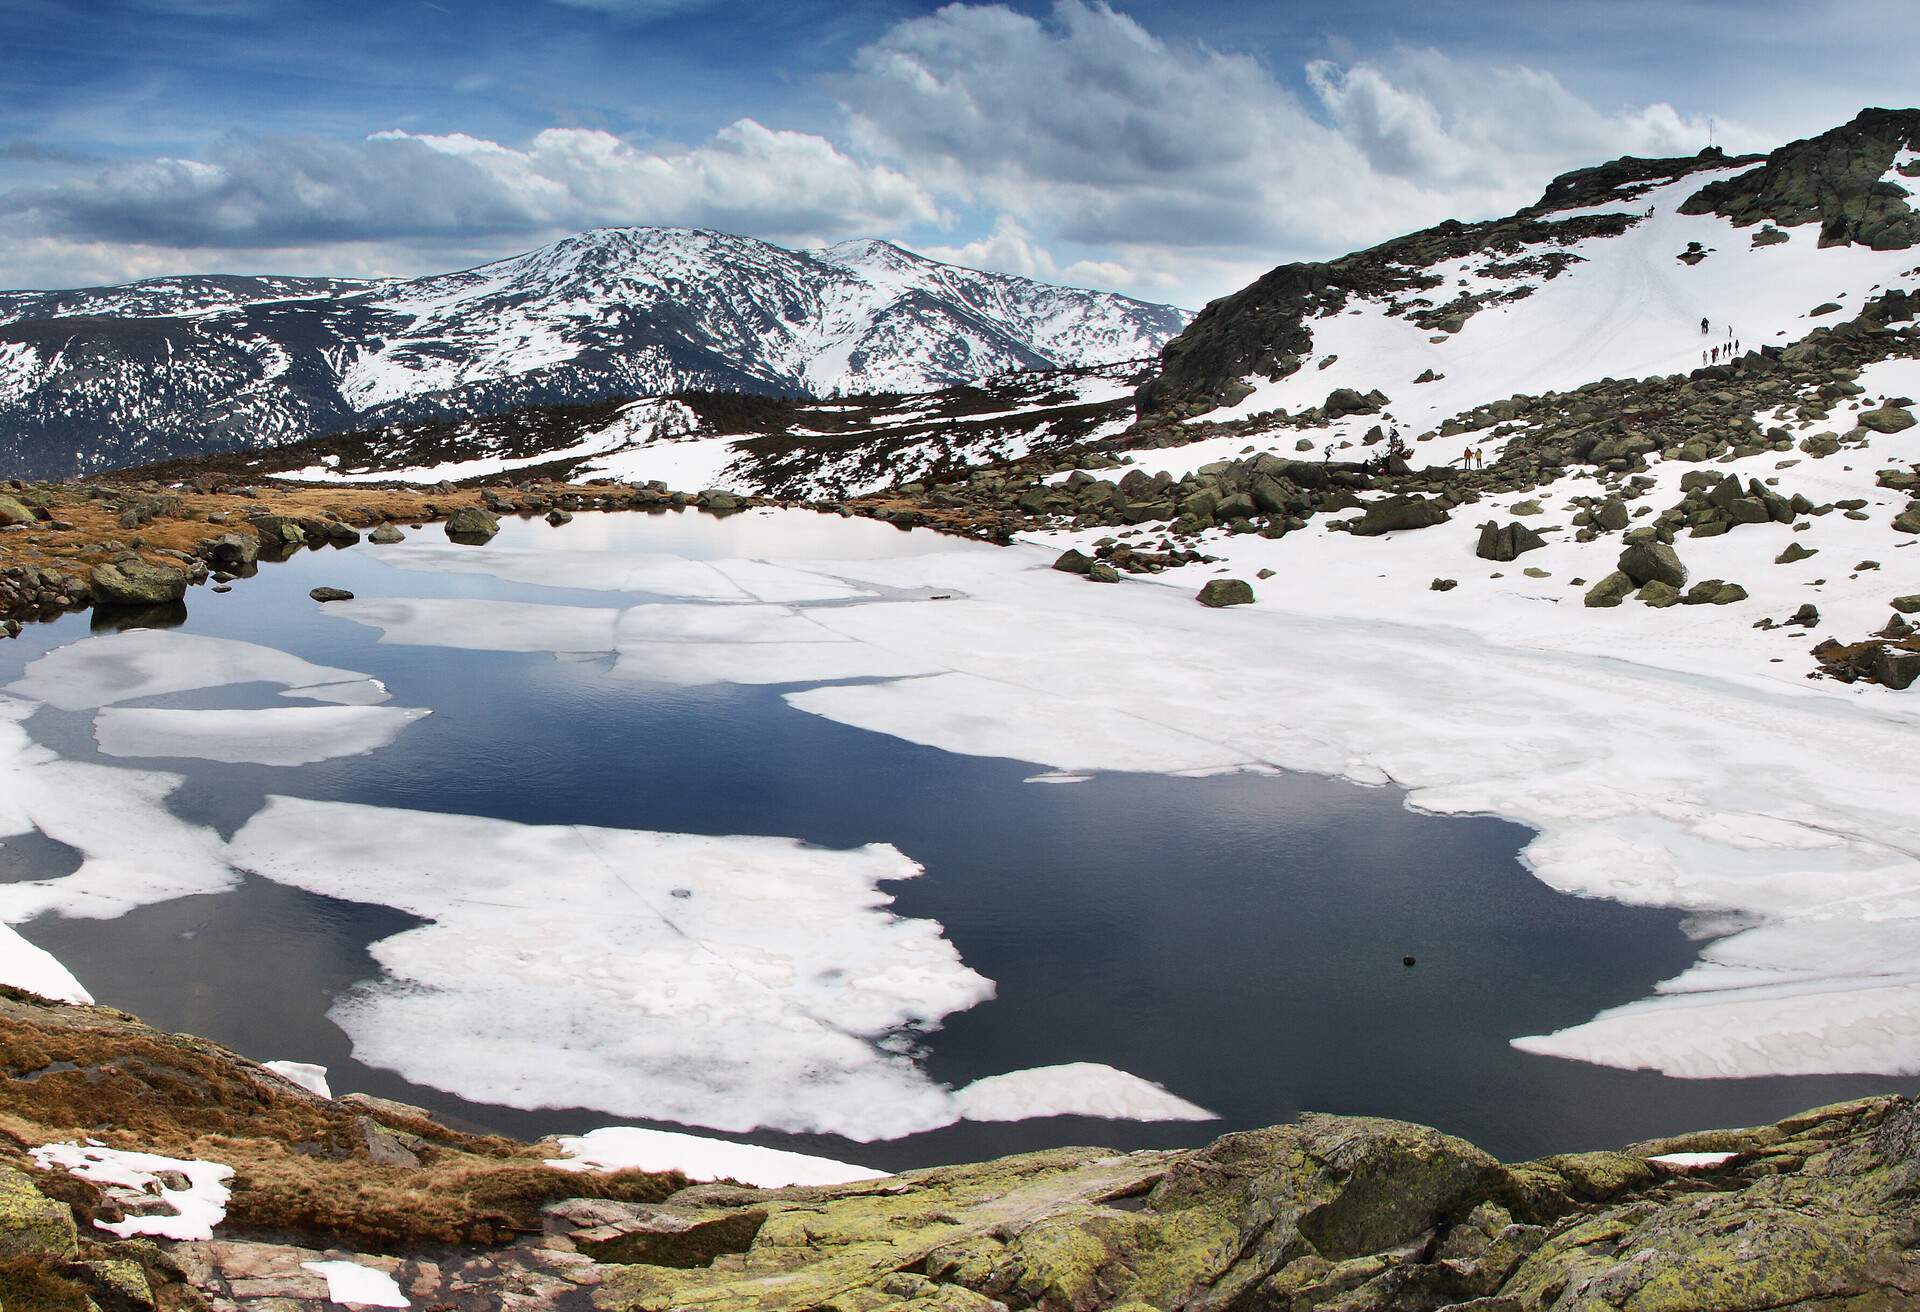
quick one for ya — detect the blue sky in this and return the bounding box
[1,0,1913,305]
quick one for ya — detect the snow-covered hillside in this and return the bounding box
[0,228,1188,478]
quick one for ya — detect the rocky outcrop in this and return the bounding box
[1136,151,1742,419]
[1679,107,1920,250]
[1,993,1916,1311]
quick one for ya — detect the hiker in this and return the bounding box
[1700,316,1709,334]
[1322,443,1334,466]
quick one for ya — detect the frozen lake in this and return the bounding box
[0,508,1900,1170]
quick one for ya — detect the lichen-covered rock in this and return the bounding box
[0,493,36,527]
[0,1166,79,1260]
[1196,578,1255,607]
[1618,540,1687,589]
[445,507,501,541]
[1584,571,1635,608]
[90,559,188,606]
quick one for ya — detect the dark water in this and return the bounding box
[3,510,1907,1170]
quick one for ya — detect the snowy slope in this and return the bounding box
[1199,165,1920,433]
[0,228,1188,478]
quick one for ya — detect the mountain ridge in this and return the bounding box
[0,227,1190,478]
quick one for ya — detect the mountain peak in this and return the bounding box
[0,225,1191,477]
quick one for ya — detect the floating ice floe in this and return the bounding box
[264,1060,333,1098]
[7,630,390,709]
[228,796,1216,1140]
[94,705,431,766]
[546,1126,889,1187]
[0,701,236,922]
[300,1260,409,1308]
[32,1141,233,1241]
[952,1063,1216,1122]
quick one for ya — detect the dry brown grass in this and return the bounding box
[0,994,683,1250]
[0,1256,96,1312]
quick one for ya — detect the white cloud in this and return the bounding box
[836,1,1764,300]
[0,0,1776,308]
[0,119,938,285]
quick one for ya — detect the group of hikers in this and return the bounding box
[1700,316,1741,365]
[1457,446,1487,470]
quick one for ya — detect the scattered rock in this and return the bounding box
[1051,548,1094,575]
[445,507,500,542]
[90,559,187,606]
[1196,578,1255,608]
[1776,542,1819,564]
[1430,578,1458,592]
[368,525,405,544]
[309,587,355,603]
[1350,495,1450,536]
[1618,540,1687,589]
[1476,520,1546,562]
[1584,571,1635,608]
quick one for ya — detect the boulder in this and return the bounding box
[1350,495,1450,536]
[1584,571,1635,608]
[1051,549,1094,575]
[369,525,405,544]
[1593,497,1630,531]
[1087,561,1120,583]
[1776,542,1818,564]
[1196,578,1255,608]
[309,587,355,603]
[90,559,188,606]
[445,507,501,542]
[1894,595,1920,614]
[1638,580,1683,607]
[1858,403,1916,433]
[1475,521,1546,562]
[546,509,574,526]
[0,494,36,527]
[1618,541,1687,589]
[1323,387,1386,419]
[207,532,259,569]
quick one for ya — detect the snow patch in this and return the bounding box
[264,1061,333,1098]
[32,1142,233,1241]
[546,1127,889,1187]
[300,1260,409,1308]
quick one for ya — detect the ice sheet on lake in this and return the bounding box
[953,1063,1217,1122]
[227,796,1216,1139]
[33,1142,233,1241]
[321,596,944,685]
[95,705,430,766]
[546,1126,889,1187]
[0,702,236,921]
[765,542,1920,1081]
[328,597,621,653]
[381,543,868,602]
[228,797,985,1140]
[6,630,390,709]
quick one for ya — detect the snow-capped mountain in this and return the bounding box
[0,229,1190,478]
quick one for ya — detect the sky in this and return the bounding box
[0,0,1913,308]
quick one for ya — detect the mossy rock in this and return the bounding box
[0,1168,79,1261]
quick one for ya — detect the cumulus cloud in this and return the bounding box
[0,0,1767,306]
[838,0,1758,291]
[0,119,937,259]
